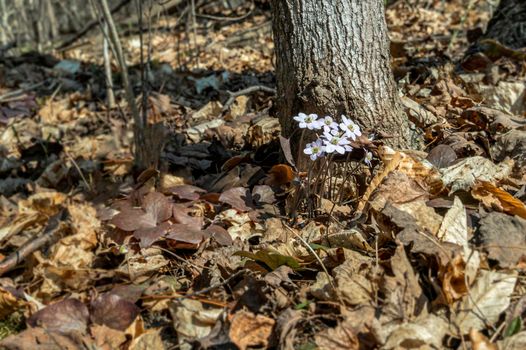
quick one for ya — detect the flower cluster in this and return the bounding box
[294,113,372,164]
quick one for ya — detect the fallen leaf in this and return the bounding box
[169,299,223,349]
[111,192,172,232]
[91,292,140,331]
[478,212,526,268]
[383,314,449,350]
[454,270,516,334]
[219,187,254,212]
[229,310,275,350]
[28,298,89,334]
[440,157,513,193]
[472,181,526,219]
[470,328,498,350]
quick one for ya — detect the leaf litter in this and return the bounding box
[1,1,526,349]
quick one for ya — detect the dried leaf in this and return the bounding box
[440,157,513,193]
[111,192,172,232]
[470,329,498,350]
[169,299,223,348]
[91,292,140,331]
[167,185,206,201]
[478,212,526,268]
[28,298,89,334]
[454,270,516,334]
[229,310,275,350]
[279,136,296,167]
[383,314,449,350]
[219,187,254,212]
[472,181,526,219]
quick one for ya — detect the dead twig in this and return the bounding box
[222,85,276,112]
[0,81,47,103]
[0,210,68,276]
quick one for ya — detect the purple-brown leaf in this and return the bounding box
[28,298,89,334]
[219,187,254,212]
[90,293,140,331]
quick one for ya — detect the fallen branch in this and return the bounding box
[222,85,276,112]
[0,81,47,103]
[0,210,68,276]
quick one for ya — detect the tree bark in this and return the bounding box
[484,0,526,49]
[271,0,422,151]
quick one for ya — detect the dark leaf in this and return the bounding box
[426,144,457,169]
[204,225,233,246]
[134,221,172,248]
[173,203,204,229]
[28,298,89,334]
[142,192,173,223]
[165,223,208,245]
[90,293,140,331]
[167,185,206,201]
[219,187,254,212]
[279,136,296,167]
[110,192,172,232]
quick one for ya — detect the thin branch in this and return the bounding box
[0,210,68,276]
[222,85,276,112]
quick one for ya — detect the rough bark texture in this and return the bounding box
[484,0,526,49]
[271,0,422,150]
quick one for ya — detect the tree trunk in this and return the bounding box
[271,0,422,151]
[484,0,526,49]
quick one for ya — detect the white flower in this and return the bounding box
[364,150,373,166]
[317,116,338,132]
[304,139,325,161]
[339,115,362,140]
[293,113,320,130]
[322,130,351,155]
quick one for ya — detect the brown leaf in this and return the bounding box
[279,136,296,167]
[165,223,208,245]
[0,327,86,350]
[91,293,140,331]
[204,224,233,246]
[134,221,173,248]
[426,144,457,169]
[229,310,275,350]
[219,187,254,212]
[470,329,498,350]
[167,185,206,201]
[478,212,526,268]
[111,192,172,232]
[172,203,204,229]
[315,320,359,350]
[472,181,526,219]
[28,298,89,334]
[90,324,128,350]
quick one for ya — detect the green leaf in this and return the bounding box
[504,316,522,338]
[294,300,310,310]
[234,250,300,270]
[309,243,328,251]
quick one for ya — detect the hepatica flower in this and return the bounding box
[323,129,351,155]
[304,139,325,160]
[294,113,320,130]
[318,116,338,132]
[339,115,362,140]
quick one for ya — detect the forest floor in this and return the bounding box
[1,1,526,349]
